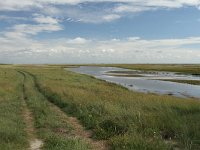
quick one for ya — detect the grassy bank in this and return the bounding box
[22,66,200,150]
[158,79,200,86]
[0,68,28,150]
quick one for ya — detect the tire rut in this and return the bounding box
[48,101,108,150]
[19,71,43,150]
[23,71,109,150]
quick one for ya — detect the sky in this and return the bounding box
[0,0,200,64]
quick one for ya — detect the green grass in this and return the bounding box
[1,65,200,149]
[0,66,91,150]
[20,71,90,150]
[22,66,200,150]
[0,68,28,150]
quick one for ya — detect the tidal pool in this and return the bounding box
[68,66,200,99]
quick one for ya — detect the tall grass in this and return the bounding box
[0,68,28,150]
[23,67,200,150]
[20,71,90,150]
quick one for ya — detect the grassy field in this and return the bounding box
[0,67,28,150]
[0,65,200,150]
[20,71,91,150]
[23,66,200,150]
[0,66,96,150]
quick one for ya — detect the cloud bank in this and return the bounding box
[1,0,200,23]
[0,0,200,63]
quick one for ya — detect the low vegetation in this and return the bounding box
[0,66,91,150]
[101,64,200,75]
[19,71,90,150]
[0,68,28,150]
[22,66,200,150]
[0,65,200,150]
[159,79,200,85]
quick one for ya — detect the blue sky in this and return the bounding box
[0,0,200,64]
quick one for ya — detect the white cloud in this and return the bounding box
[67,37,90,44]
[1,0,200,24]
[1,0,200,63]
[102,14,121,22]
[7,23,62,37]
[128,37,141,41]
[2,14,62,39]
[1,0,200,11]
[1,31,200,63]
[33,14,59,24]
[111,38,120,42]
[102,48,115,53]
[0,15,27,21]
[114,5,151,13]
[0,0,41,11]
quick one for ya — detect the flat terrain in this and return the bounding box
[0,65,200,150]
[107,64,200,85]
[100,64,200,75]
[56,64,200,75]
[63,64,200,85]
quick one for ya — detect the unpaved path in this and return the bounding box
[69,116,108,150]
[26,70,108,150]
[20,72,43,150]
[48,102,108,150]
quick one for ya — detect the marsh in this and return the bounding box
[69,66,200,99]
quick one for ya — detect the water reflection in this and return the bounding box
[68,66,200,99]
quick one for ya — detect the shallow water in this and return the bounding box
[68,66,200,99]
